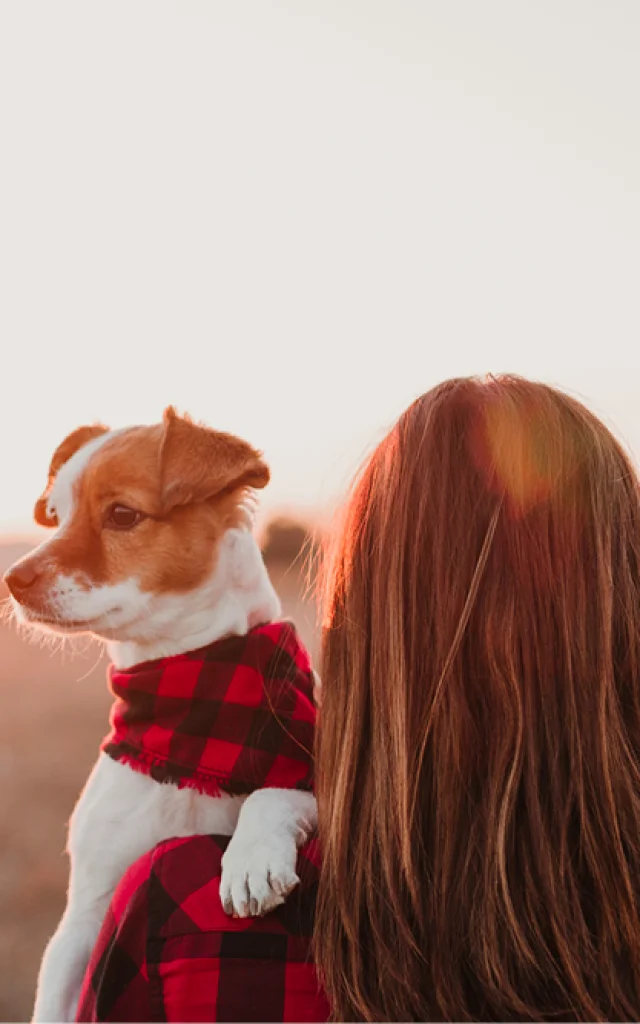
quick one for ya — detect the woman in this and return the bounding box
[315,374,640,1021]
[79,375,640,1021]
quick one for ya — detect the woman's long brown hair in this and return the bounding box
[315,376,640,1021]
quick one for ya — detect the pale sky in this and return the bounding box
[1,1,639,536]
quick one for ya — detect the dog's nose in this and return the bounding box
[4,562,40,596]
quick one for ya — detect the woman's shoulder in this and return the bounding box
[112,832,322,939]
[78,834,328,1022]
[146,832,321,881]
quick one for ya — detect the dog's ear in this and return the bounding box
[158,406,270,512]
[34,424,110,527]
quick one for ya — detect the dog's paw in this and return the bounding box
[220,834,299,918]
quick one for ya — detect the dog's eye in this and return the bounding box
[105,505,145,530]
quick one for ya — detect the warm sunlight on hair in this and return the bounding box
[316,374,640,1022]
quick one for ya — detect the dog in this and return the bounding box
[4,407,318,1023]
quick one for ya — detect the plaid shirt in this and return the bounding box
[102,622,316,796]
[76,834,329,1023]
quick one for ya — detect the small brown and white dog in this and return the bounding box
[4,408,318,1023]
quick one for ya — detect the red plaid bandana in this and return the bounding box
[101,621,316,797]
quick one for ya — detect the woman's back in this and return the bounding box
[315,375,640,1021]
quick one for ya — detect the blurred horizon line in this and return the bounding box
[0,501,328,547]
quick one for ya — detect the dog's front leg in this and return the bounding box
[32,827,133,1021]
[31,868,114,1024]
[32,755,171,1022]
[220,787,317,918]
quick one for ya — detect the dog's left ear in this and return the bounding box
[159,406,270,511]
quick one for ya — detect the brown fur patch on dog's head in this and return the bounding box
[16,410,270,619]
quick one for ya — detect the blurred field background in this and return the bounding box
[0,518,320,1022]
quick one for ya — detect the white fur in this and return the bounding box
[47,429,128,527]
[14,435,318,1022]
[108,526,282,669]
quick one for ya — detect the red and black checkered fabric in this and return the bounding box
[102,622,316,796]
[76,834,329,1022]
